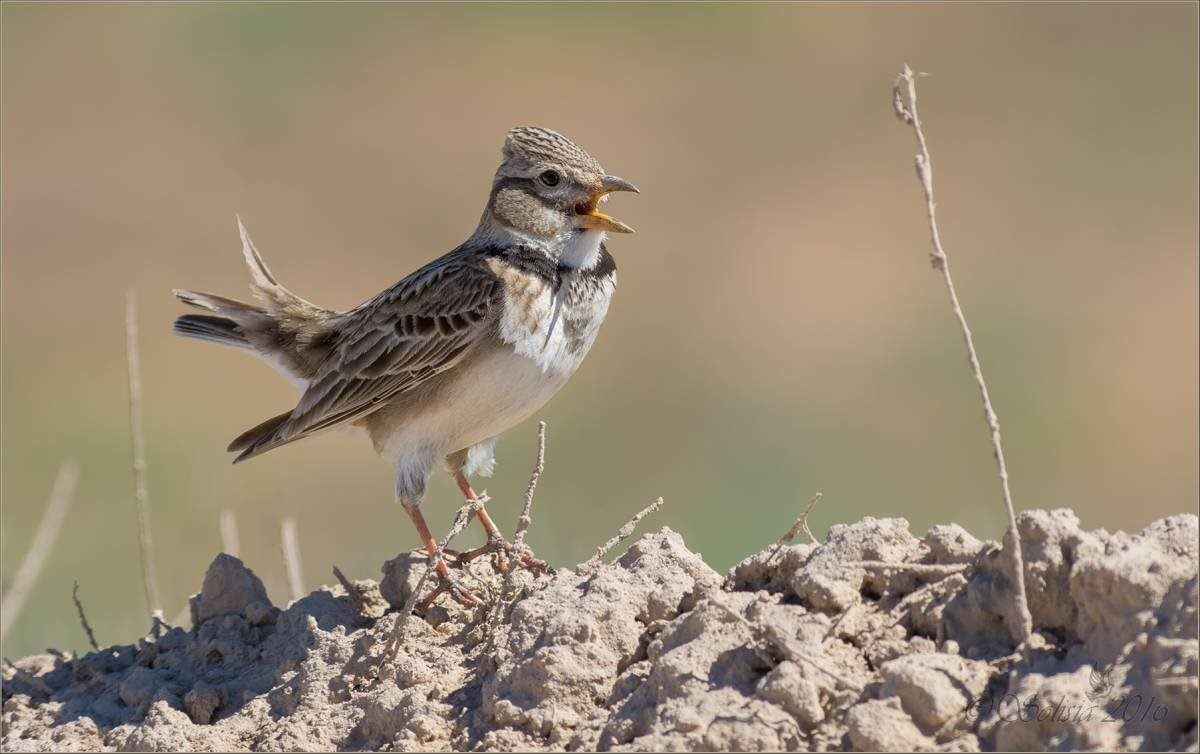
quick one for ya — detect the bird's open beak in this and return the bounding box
[576,174,639,234]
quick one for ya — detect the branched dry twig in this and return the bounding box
[892,65,1033,645]
[280,517,305,602]
[124,291,162,619]
[512,421,546,549]
[0,460,81,639]
[487,422,549,636]
[72,580,100,651]
[766,492,823,563]
[583,497,665,572]
[219,509,240,557]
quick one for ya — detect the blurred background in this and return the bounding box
[2,3,1196,659]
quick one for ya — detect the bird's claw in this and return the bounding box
[415,561,483,613]
[452,536,553,575]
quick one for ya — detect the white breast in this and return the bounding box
[379,249,615,470]
[496,272,614,375]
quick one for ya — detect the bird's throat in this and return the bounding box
[558,229,605,272]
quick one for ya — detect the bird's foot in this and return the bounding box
[452,536,553,575]
[416,558,482,613]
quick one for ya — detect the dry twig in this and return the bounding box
[332,565,372,617]
[766,492,823,563]
[892,65,1033,644]
[170,604,190,630]
[72,581,100,651]
[0,460,81,639]
[384,495,487,664]
[512,421,546,549]
[125,291,162,619]
[487,422,549,635]
[582,497,665,572]
[280,517,305,602]
[219,509,240,557]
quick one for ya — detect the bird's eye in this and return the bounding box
[538,170,561,187]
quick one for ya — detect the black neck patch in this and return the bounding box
[483,242,617,290]
[486,244,561,286]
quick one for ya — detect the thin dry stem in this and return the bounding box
[0,460,81,638]
[892,65,1033,645]
[72,581,100,651]
[766,492,823,563]
[280,517,305,602]
[332,565,355,595]
[584,497,665,572]
[124,291,162,617]
[487,422,550,636]
[219,509,240,557]
[170,604,190,630]
[512,421,546,548]
[332,565,371,617]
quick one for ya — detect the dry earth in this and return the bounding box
[2,508,1197,752]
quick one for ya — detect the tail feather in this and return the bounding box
[173,314,249,349]
[228,410,294,463]
[173,289,263,316]
[174,216,345,462]
[237,216,326,318]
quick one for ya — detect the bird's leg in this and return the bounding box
[401,502,481,610]
[451,471,550,574]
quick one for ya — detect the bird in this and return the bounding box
[172,126,637,608]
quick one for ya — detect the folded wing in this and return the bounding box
[229,251,499,462]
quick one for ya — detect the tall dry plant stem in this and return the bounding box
[125,291,162,619]
[892,64,1032,644]
[281,517,305,602]
[0,460,81,639]
[219,509,240,557]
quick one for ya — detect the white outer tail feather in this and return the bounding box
[235,215,323,315]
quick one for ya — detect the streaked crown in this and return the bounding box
[501,126,604,177]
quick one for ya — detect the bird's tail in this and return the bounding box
[172,289,271,349]
[172,217,342,386]
[232,215,328,320]
[172,312,251,349]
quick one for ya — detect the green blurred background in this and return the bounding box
[2,3,1196,659]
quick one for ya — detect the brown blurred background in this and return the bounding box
[2,3,1196,659]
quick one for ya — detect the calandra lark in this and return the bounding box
[173,127,637,607]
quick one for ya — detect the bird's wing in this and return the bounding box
[229,250,500,461]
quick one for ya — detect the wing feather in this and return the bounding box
[232,251,500,462]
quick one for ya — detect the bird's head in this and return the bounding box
[483,126,638,245]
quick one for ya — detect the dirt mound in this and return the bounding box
[3,509,1197,751]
